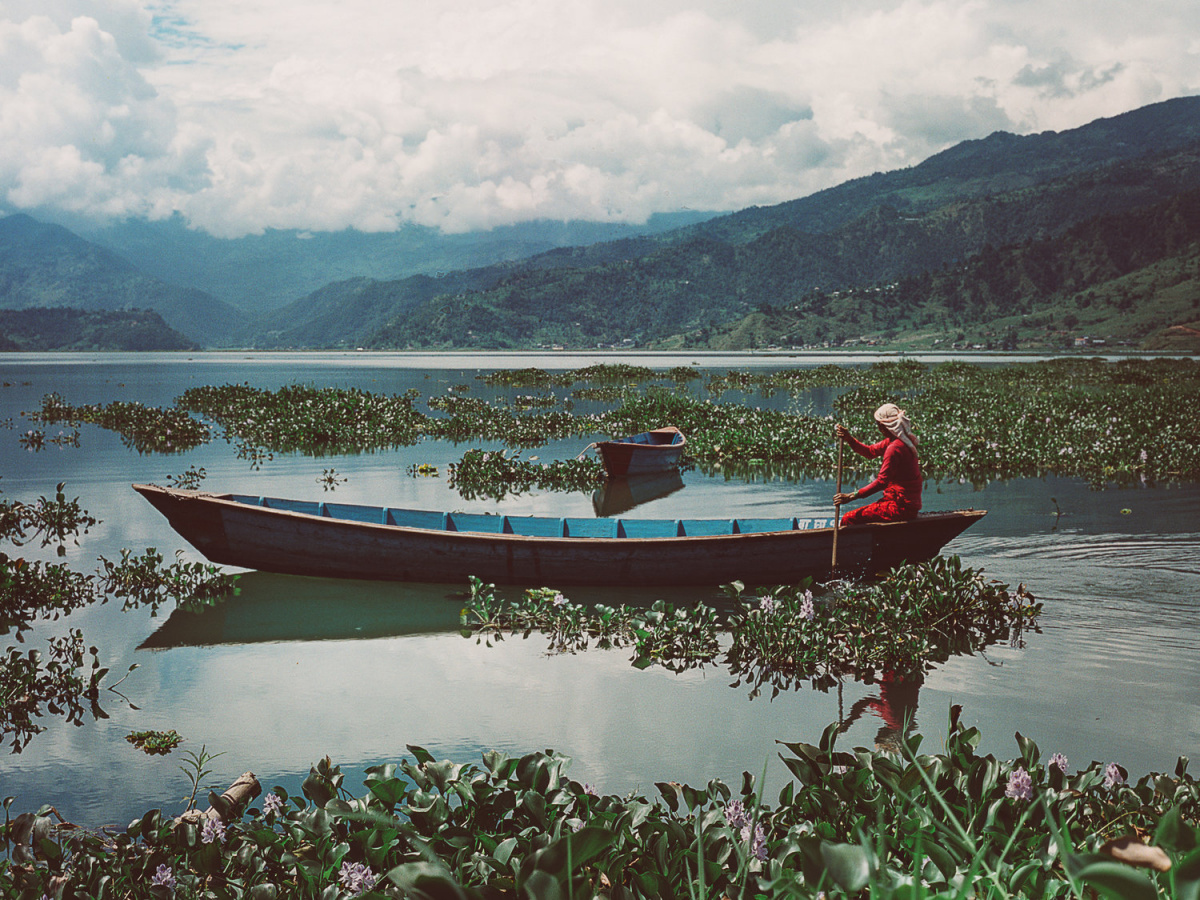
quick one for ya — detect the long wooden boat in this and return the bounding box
[134,483,985,587]
[594,426,686,476]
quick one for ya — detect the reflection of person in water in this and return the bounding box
[839,670,923,753]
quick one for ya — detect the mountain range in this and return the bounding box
[3,95,1200,352]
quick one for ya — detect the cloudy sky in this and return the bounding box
[2,0,1198,237]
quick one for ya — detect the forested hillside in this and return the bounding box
[359,142,1200,352]
[0,215,247,346]
[686,189,1200,351]
[0,308,198,351]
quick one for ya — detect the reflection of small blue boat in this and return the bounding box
[593,426,686,476]
[134,483,985,587]
[591,469,685,517]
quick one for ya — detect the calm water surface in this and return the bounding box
[2,352,1197,828]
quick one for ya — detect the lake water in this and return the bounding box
[2,352,1198,829]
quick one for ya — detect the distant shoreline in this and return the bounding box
[2,348,1196,362]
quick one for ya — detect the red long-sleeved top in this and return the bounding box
[845,435,922,512]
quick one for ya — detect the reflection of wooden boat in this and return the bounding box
[135,483,986,587]
[592,470,685,517]
[594,426,685,476]
[139,573,463,648]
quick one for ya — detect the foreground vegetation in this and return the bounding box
[3,711,1198,899]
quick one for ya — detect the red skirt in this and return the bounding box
[840,497,918,526]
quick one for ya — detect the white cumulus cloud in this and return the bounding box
[1,0,1198,236]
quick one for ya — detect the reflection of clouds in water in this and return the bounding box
[124,633,844,818]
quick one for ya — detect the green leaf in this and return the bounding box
[655,782,683,813]
[1015,731,1040,766]
[921,839,958,881]
[967,756,999,799]
[1009,860,1041,893]
[301,772,333,808]
[385,860,471,899]
[565,827,618,869]
[778,754,818,786]
[818,721,840,754]
[1174,846,1200,900]
[522,869,562,900]
[367,777,408,808]
[1158,805,1198,855]
[494,837,518,867]
[406,744,435,766]
[820,841,871,892]
[1067,857,1158,900]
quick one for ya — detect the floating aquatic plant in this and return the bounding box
[0,630,105,753]
[1,485,239,751]
[166,465,206,491]
[447,448,604,501]
[29,392,209,454]
[125,729,183,755]
[317,468,346,491]
[460,557,1039,689]
[3,713,1197,899]
[26,359,1200,488]
[178,383,425,456]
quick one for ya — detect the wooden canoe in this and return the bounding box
[134,483,985,587]
[595,426,686,476]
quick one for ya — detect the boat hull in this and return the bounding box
[134,484,985,587]
[596,426,685,476]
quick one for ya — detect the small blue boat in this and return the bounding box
[593,426,686,476]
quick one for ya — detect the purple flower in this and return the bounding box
[1005,767,1033,801]
[150,864,177,890]
[1049,753,1069,774]
[262,792,284,816]
[1104,762,1125,789]
[201,817,226,844]
[339,861,378,897]
[800,590,815,621]
[551,592,566,607]
[724,799,748,829]
[758,595,776,614]
[741,822,768,861]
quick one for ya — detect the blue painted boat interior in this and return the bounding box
[617,430,683,446]
[229,493,835,537]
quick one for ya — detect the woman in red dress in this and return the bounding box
[833,403,922,526]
